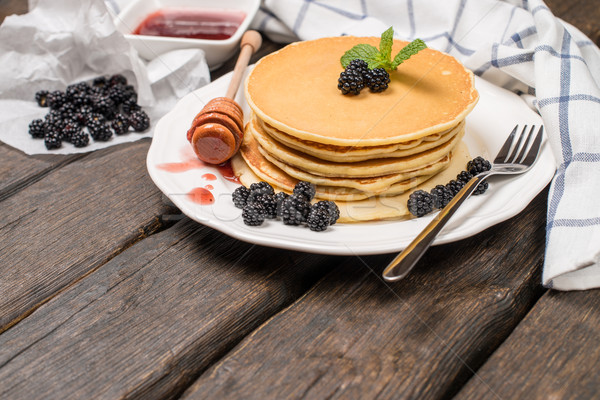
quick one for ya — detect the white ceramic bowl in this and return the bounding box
[113,0,260,69]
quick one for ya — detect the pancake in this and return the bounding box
[232,140,472,221]
[245,36,478,146]
[250,115,463,178]
[257,116,464,163]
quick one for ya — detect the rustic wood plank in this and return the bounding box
[545,0,600,45]
[0,0,26,24]
[0,140,177,333]
[180,190,548,400]
[454,289,600,400]
[0,219,339,400]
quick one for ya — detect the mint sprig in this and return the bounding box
[340,27,427,71]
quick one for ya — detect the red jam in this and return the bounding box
[187,187,215,205]
[133,8,246,40]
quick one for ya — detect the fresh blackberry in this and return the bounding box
[93,96,116,119]
[65,82,89,100]
[111,113,130,135]
[456,170,473,183]
[93,76,108,89]
[242,202,265,226]
[71,131,90,148]
[129,110,150,131]
[28,119,46,138]
[86,112,106,126]
[107,84,129,105]
[281,194,310,225]
[44,111,67,132]
[407,190,434,217]
[473,180,489,195]
[467,156,492,175]
[122,98,141,114]
[312,200,340,225]
[274,192,289,217]
[252,194,277,219]
[247,181,275,202]
[306,207,330,232]
[337,69,364,95]
[346,59,369,75]
[44,132,62,150]
[232,186,250,208]
[74,106,93,125]
[364,68,390,92]
[293,181,316,201]
[47,90,66,109]
[88,119,112,141]
[123,85,137,100]
[446,179,465,196]
[71,91,92,108]
[59,102,77,120]
[430,184,453,209]
[109,74,127,87]
[60,121,81,142]
[35,90,49,107]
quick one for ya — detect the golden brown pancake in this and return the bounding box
[245,36,478,146]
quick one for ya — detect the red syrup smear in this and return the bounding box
[156,159,205,173]
[201,173,217,181]
[216,161,240,183]
[204,184,214,190]
[187,187,215,205]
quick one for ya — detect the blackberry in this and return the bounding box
[274,192,289,217]
[28,119,46,138]
[446,179,465,196]
[473,180,489,195]
[74,106,93,125]
[232,186,250,208]
[293,181,316,201]
[242,202,265,226]
[93,76,108,88]
[88,119,112,141]
[364,68,390,92]
[407,190,434,217]
[346,59,369,75]
[252,194,277,219]
[312,200,340,225]
[281,194,310,225]
[430,184,453,209]
[93,96,116,119]
[337,69,364,95]
[248,181,275,203]
[109,74,127,87]
[86,112,106,127]
[61,121,81,142]
[306,207,330,232]
[47,90,66,109]
[122,98,141,114]
[65,82,89,100]
[44,111,67,132]
[35,90,49,107]
[107,85,129,105]
[111,113,130,135]
[44,132,62,150]
[59,102,77,120]
[71,131,90,148]
[467,156,492,175]
[71,91,92,108]
[456,171,473,183]
[129,110,150,131]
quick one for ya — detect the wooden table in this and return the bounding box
[1,1,599,399]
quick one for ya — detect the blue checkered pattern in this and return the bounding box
[254,0,600,290]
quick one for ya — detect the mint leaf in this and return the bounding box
[391,39,427,69]
[379,27,394,63]
[341,44,379,68]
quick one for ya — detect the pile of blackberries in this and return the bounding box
[28,74,150,150]
[337,59,390,95]
[407,156,492,217]
[232,181,340,231]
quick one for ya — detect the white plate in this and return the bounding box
[147,70,556,255]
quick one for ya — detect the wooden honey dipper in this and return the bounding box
[186,30,262,164]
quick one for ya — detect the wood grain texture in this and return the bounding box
[545,0,600,45]
[0,141,176,333]
[181,190,548,400]
[455,289,600,400]
[0,0,26,23]
[0,219,339,400]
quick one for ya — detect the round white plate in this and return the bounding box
[147,70,556,255]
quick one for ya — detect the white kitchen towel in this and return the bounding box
[250,0,600,290]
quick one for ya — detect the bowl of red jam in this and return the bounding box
[114,0,260,69]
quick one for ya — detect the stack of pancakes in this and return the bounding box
[232,36,479,222]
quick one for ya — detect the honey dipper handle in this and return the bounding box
[225,30,262,99]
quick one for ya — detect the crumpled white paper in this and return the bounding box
[0,0,210,155]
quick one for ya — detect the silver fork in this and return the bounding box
[382,125,544,282]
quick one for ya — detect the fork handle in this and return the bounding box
[382,174,489,282]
